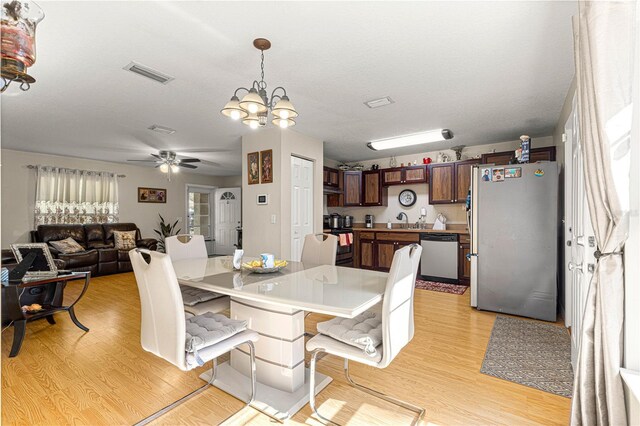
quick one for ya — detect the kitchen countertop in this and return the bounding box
[323,226,469,235]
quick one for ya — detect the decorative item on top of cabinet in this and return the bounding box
[428,159,480,204]
[342,170,363,206]
[481,146,556,166]
[362,170,387,206]
[381,164,428,186]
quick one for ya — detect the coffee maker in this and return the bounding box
[365,214,375,228]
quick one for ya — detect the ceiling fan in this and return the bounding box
[127,150,200,180]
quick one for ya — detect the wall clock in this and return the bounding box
[398,189,417,207]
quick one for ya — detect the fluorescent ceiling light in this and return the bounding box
[367,129,453,151]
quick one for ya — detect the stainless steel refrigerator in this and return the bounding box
[470,162,558,321]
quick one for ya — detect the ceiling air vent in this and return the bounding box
[123,62,174,84]
[364,96,394,109]
[148,124,176,135]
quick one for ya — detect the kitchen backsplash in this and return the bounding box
[325,184,468,225]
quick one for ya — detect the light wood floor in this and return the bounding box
[1,273,571,425]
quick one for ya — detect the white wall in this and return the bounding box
[326,136,554,225]
[241,128,323,258]
[241,129,282,257]
[0,149,238,247]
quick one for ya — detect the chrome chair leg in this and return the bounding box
[344,359,425,426]
[135,358,218,426]
[309,349,340,425]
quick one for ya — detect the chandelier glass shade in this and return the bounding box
[221,38,297,129]
[1,0,44,93]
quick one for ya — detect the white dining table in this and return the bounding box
[173,256,388,421]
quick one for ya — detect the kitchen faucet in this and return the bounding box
[396,212,409,229]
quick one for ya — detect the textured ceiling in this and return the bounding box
[1,1,576,173]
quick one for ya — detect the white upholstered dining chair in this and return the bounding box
[300,233,338,338]
[300,233,338,266]
[306,244,424,425]
[165,234,230,316]
[129,249,259,425]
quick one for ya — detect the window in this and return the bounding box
[34,166,119,225]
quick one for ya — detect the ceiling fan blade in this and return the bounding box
[177,148,234,153]
[200,160,224,168]
[127,159,160,163]
[150,153,162,159]
[179,163,198,169]
[178,158,201,163]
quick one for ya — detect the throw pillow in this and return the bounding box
[113,230,137,250]
[49,237,84,254]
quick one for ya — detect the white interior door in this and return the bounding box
[291,156,313,261]
[565,97,597,369]
[187,185,215,255]
[214,187,241,255]
[563,99,574,328]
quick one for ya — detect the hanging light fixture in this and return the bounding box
[221,38,298,129]
[1,0,44,93]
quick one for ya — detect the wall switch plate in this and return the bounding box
[271,214,276,224]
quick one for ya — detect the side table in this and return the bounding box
[1,272,91,357]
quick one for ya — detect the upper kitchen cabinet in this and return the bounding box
[363,170,387,206]
[323,166,340,187]
[428,163,455,204]
[454,159,481,203]
[343,170,363,206]
[381,165,428,186]
[481,146,556,165]
[429,159,480,204]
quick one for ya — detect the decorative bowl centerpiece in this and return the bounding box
[242,259,287,274]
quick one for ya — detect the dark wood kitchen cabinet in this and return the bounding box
[356,231,419,271]
[342,171,363,206]
[454,159,481,203]
[381,165,428,186]
[481,146,556,166]
[429,159,480,204]
[359,235,376,270]
[323,166,339,187]
[428,163,455,204]
[458,234,471,285]
[362,170,387,206]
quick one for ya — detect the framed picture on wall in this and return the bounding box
[260,149,273,184]
[138,187,167,203]
[247,152,259,185]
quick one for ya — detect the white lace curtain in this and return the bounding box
[34,166,119,226]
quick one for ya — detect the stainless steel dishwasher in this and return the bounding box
[419,233,459,283]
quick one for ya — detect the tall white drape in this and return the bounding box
[34,166,119,225]
[570,1,635,425]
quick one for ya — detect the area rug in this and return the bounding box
[415,279,467,295]
[480,316,573,398]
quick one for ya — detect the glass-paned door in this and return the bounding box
[187,185,215,255]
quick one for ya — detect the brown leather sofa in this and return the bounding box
[26,223,157,276]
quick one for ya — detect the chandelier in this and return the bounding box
[1,0,44,93]
[221,38,298,129]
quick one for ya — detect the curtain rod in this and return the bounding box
[26,164,126,178]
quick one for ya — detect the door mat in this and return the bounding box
[481,316,573,398]
[415,279,467,295]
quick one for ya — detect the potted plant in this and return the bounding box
[154,214,181,252]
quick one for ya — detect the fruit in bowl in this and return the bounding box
[242,259,288,273]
